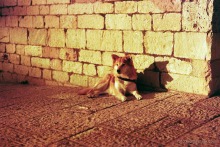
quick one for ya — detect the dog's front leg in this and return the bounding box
[131,90,142,100]
[114,90,127,102]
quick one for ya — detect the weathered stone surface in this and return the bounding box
[0,28,9,43]
[66,29,86,49]
[10,28,27,44]
[83,64,96,76]
[45,16,59,28]
[2,63,13,73]
[50,4,67,15]
[9,54,20,65]
[52,71,69,83]
[182,2,212,32]
[31,57,50,69]
[132,14,151,30]
[60,15,77,29]
[50,59,62,70]
[79,50,101,64]
[78,15,104,29]
[161,73,210,95]
[106,14,131,30]
[132,55,154,70]
[19,16,32,28]
[6,16,18,27]
[21,55,31,66]
[115,1,137,13]
[124,31,143,53]
[27,6,39,15]
[153,13,181,31]
[14,65,29,75]
[174,32,210,60]
[87,30,123,52]
[24,45,42,57]
[62,61,82,74]
[97,66,112,77]
[144,32,173,55]
[155,57,193,75]
[29,67,41,78]
[48,29,65,47]
[6,44,15,53]
[68,3,93,14]
[28,29,47,45]
[32,16,44,28]
[47,0,70,4]
[70,74,88,87]
[93,2,113,14]
[59,48,77,61]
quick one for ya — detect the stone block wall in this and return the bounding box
[0,0,219,96]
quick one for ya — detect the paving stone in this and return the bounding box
[0,84,220,146]
[167,133,220,147]
[70,127,150,146]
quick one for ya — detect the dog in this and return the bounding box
[78,54,142,102]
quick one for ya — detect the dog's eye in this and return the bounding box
[121,63,125,66]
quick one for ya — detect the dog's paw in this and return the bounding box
[135,94,142,100]
[87,93,97,98]
[120,96,127,102]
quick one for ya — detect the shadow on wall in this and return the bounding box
[137,61,173,92]
[210,0,220,96]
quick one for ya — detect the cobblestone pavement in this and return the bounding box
[1,83,220,147]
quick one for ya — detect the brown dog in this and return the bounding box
[78,54,142,102]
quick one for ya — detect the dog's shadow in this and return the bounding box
[134,61,173,100]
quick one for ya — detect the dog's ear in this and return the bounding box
[112,54,119,62]
[125,55,132,62]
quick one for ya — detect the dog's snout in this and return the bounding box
[117,69,120,74]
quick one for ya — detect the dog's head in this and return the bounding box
[112,54,137,79]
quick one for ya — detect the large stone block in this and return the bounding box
[155,57,193,75]
[31,57,50,69]
[132,14,151,31]
[138,0,181,13]
[32,16,44,28]
[161,73,210,95]
[106,14,131,30]
[83,64,96,76]
[115,1,137,13]
[68,3,93,14]
[78,15,104,29]
[29,67,41,78]
[19,16,32,28]
[21,55,31,66]
[47,0,70,4]
[28,29,47,45]
[0,28,9,43]
[14,65,29,75]
[60,15,77,28]
[66,29,86,49]
[50,4,67,15]
[50,59,62,70]
[59,48,77,61]
[45,16,59,28]
[174,32,210,60]
[42,47,60,59]
[182,2,212,32]
[9,54,20,65]
[18,0,31,6]
[70,74,88,87]
[2,63,13,73]
[62,60,82,74]
[144,31,173,55]
[132,55,154,70]
[43,69,51,80]
[6,16,18,27]
[32,0,46,5]
[87,30,122,52]
[124,31,143,53]
[93,2,113,13]
[10,28,27,44]
[40,6,49,15]
[52,70,69,83]
[191,60,210,78]
[24,45,42,57]
[48,29,65,47]
[6,44,15,53]
[79,50,101,64]
[27,6,39,15]
[153,13,181,31]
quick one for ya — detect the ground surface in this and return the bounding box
[1,83,220,147]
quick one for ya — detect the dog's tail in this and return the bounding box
[77,87,92,95]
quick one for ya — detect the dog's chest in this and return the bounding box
[115,80,131,92]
